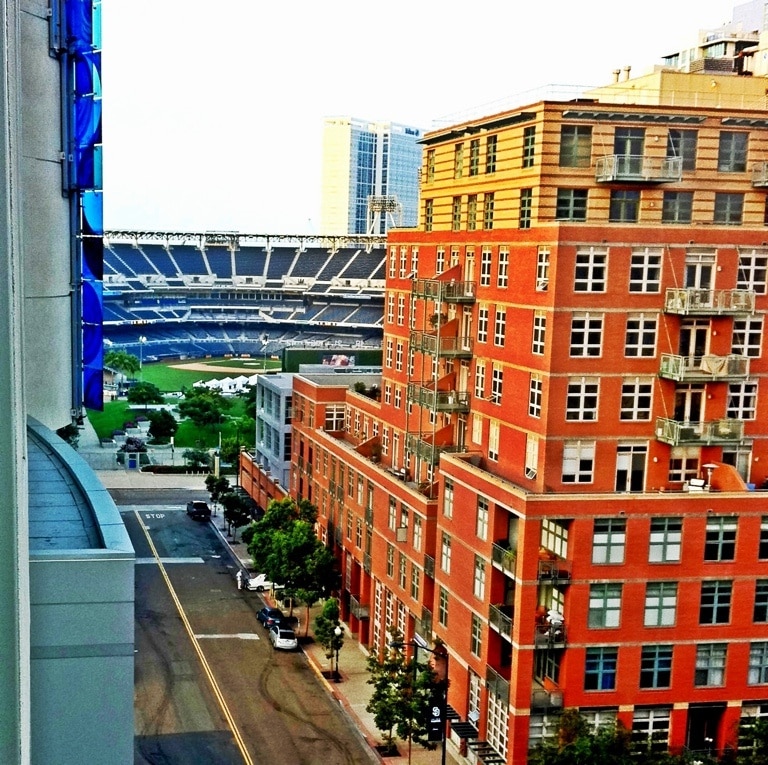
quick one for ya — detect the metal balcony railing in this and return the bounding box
[655,417,745,446]
[537,559,571,584]
[349,594,370,620]
[535,621,567,648]
[664,287,755,315]
[489,604,514,641]
[491,543,517,576]
[409,331,474,358]
[531,688,564,710]
[412,278,476,303]
[406,383,471,413]
[595,154,682,183]
[405,433,464,466]
[659,353,750,381]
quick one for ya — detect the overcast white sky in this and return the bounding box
[102,0,741,234]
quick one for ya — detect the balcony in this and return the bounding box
[424,554,435,578]
[405,433,464,466]
[537,558,571,584]
[595,154,682,183]
[535,621,567,649]
[409,331,473,358]
[412,278,476,303]
[531,687,564,710]
[655,417,745,446]
[664,287,755,315]
[659,353,750,382]
[363,552,371,574]
[406,383,470,413]
[349,593,370,620]
[752,162,768,187]
[485,666,510,703]
[491,542,517,576]
[489,604,514,641]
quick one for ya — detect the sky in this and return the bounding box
[102,0,743,234]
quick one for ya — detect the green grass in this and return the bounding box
[139,357,279,392]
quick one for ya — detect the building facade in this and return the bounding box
[321,117,423,235]
[281,68,768,764]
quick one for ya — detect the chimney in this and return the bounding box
[623,65,632,81]
[613,69,621,83]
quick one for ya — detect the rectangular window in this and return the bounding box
[668,446,700,484]
[629,248,662,293]
[714,192,744,224]
[483,192,495,230]
[609,189,640,222]
[584,646,618,690]
[520,187,533,229]
[489,421,500,461]
[620,378,653,420]
[451,196,462,231]
[397,294,405,325]
[494,309,506,346]
[410,565,420,600]
[727,381,758,421]
[386,543,394,577]
[588,583,622,628]
[473,556,486,599]
[732,317,763,357]
[566,377,599,421]
[592,518,626,564]
[562,441,595,484]
[532,311,546,354]
[749,642,768,684]
[395,342,403,371]
[645,582,678,626]
[470,613,482,656]
[469,138,480,176]
[536,247,550,291]
[475,361,486,398]
[526,434,539,478]
[491,365,503,405]
[398,553,407,588]
[479,247,492,286]
[441,533,451,573]
[661,191,693,224]
[574,247,607,292]
[761,518,768,559]
[426,149,435,182]
[477,306,488,343]
[667,128,697,171]
[700,580,732,624]
[704,517,737,561]
[556,188,588,220]
[570,312,603,357]
[718,131,747,172]
[649,518,682,562]
[694,643,727,686]
[755,580,768,621]
[529,374,543,417]
[412,515,422,551]
[522,125,536,167]
[438,586,449,627]
[640,645,673,689]
[443,479,453,518]
[486,134,497,173]
[541,518,569,559]
[453,142,464,178]
[560,124,592,167]
[738,250,768,293]
[632,708,671,752]
[476,497,489,540]
[498,247,509,288]
[424,199,433,231]
[436,247,445,274]
[625,314,657,357]
[467,194,478,231]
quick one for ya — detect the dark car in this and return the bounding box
[186,500,211,521]
[257,607,284,629]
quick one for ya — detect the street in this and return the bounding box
[123,497,373,765]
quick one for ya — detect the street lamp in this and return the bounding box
[261,332,269,371]
[333,624,344,681]
[138,335,147,376]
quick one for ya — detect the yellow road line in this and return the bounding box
[134,510,255,765]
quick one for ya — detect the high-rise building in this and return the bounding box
[281,57,768,765]
[320,117,423,235]
[1,2,133,764]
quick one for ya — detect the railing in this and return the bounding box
[491,542,517,575]
[531,688,564,710]
[489,604,514,641]
[659,353,749,381]
[349,593,370,620]
[363,553,371,574]
[424,554,435,578]
[405,433,464,465]
[664,287,755,315]
[537,559,571,583]
[655,417,745,445]
[409,331,474,358]
[753,161,768,187]
[412,278,476,303]
[595,154,682,182]
[534,621,567,648]
[485,666,510,703]
[406,383,471,413]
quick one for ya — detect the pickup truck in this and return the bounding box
[186,500,211,521]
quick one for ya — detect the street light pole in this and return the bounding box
[333,624,343,681]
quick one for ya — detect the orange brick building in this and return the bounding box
[246,69,768,763]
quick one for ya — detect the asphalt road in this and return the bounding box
[122,499,374,765]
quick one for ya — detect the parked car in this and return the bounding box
[246,574,284,592]
[256,607,285,629]
[186,500,211,521]
[268,624,298,651]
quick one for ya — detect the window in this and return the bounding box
[436,247,445,274]
[625,314,657,357]
[704,517,737,561]
[489,421,500,461]
[438,586,449,627]
[761,519,768,559]
[453,142,464,178]
[483,192,495,230]
[732,317,763,357]
[588,583,622,628]
[529,374,543,417]
[668,446,700,484]
[397,294,405,325]
[714,192,744,224]
[738,250,768,293]
[728,380,758,419]
[395,343,403,372]
[476,497,489,540]
[324,404,345,431]
[632,708,671,752]
[412,515,422,551]
[700,580,732,624]
[570,312,603,357]
[541,518,569,558]
[398,553,407,588]
[609,189,640,222]
[640,645,673,688]
[476,305,489,344]
[662,191,693,224]
[556,188,588,220]
[426,149,435,182]
[494,309,506,346]
[470,613,482,656]
[629,248,662,293]
[491,365,503,405]
[410,565,420,600]
[645,582,677,626]
[451,196,462,231]
[467,194,478,231]
[592,518,626,564]
[469,138,480,176]
[472,413,483,444]
[695,643,727,686]
[522,125,536,167]
[386,543,394,577]
[443,479,453,518]
[486,134,497,173]
[755,581,768,621]
[532,311,546,354]
[566,377,599,421]
[473,556,486,599]
[479,248,492,286]
[667,128,697,170]
[424,198,433,231]
[498,247,509,288]
[475,361,486,398]
[536,247,550,291]
[520,188,533,229]
[718,131,747,172]
[620,378,653,420]
[441,533,452,573]
[559,125,592,167]
[562,441,595,484]
[749,642,768,684]
[525,434,539,478]
[574,247,607,292]
[649,518,682,562]
[584,647,618,690]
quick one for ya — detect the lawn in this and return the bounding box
[139,357,279,393]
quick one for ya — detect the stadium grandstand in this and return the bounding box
[102,231,386,361]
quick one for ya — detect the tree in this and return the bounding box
[240,384,257,421]
[220,491,252,542]
[737,716,768,765]
[366,628,441,758]
[205,473,230,511]
[177,386,231,428]
[182,448,210,470]
[314,598,344,677]
[147,409,177,442]
[127,381,165,409]
[104,349,140,380]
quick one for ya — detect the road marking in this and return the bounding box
[195,633,261,641]
[133,509,255,765]
[135,557,205,564]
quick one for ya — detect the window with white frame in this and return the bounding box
[644,582,677,626]
[629,248,662,293]
[649,517,682,562]
[532,311,546,354]
[525,434,539,478]
[476,497,489,540]
[382,427,390,455]
[438,587,449,627]
[450,247,460,268]
[592,518,626,563]
[470,613,483,656]
[324,405,345,431]
[489,420,500,460]
[436,247,445,274]
[491,365,503,404]
[385,340,393,368]
[498,247,509,287]
[566,377,599,421]
[732,317,763,357]
[695,643,727,686]
[625,314,657,357]
[529,374,542,417]
[410,246,418,275]
[620,377,653,420]
[574,247,607,292]
[386,543,394,577]
[399,247,408,277]
[472,413,483,444]
[397,294,405,325]
[480,247,492,286]
[387,293,395,324]
[473,556,486,599]
[384,384,392,405]
[749,642,768,685]
[410,565,420,601]
[413,515,422,551]
[728,381,757,419]
[395,342,403,371]
[668,446,700,483]
[477,306,489,343]
[494,308,506,346]
[536,247,550,291]
[389,247,397,278]
[738,250,768,293]
[570,313,603,357]
[541,518,568,558]
[632,708,671,752]
[394,386,401,409]
[398,553,407,588]
[443,478,454,518]
[475,361,486,398]
[562,441,595,483]
[441,533,452,573]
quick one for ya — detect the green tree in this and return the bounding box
[314,598,344,677]
[126,381,165,409]
[240,384,257,420]
[147,409,177,442]
[177,386,231,428]
[104,349,140,380]
[182,448,210,470]
[366,628,440,757]
[220,491,252,542]
[737,716,768,765]
[205,473,230,511]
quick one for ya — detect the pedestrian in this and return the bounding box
[236,569,243,591]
